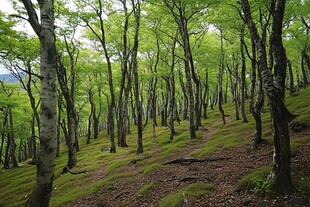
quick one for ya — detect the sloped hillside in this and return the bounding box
[0,88,309,207]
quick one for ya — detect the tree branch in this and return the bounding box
[21,0,41,36]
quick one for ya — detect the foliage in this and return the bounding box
[236,167,272,193]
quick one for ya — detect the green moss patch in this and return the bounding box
[236,167,272,192]
[136,181,161,198]
[159,182,214,207]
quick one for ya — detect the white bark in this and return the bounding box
[24,0,57,206]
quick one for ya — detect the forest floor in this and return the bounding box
[1,90,309,207]
[66,119,310,207]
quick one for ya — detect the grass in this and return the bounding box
[159,182,214,207]
[0,87,309,207]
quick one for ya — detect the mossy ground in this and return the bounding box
[0,88,309,207]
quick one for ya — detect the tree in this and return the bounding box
[79,0,117,153]
[163,0,209,138]
[240,0,294,193]
[21,0,58,205]
[131,0,143,153]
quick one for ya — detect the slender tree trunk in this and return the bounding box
[131,0,143,154]
[301,51,309,87]
[287,59,295,95]
[178,69,188,120]
[248,41,264,149]
[87,89,94,144]
[219,30,226,125]
[166,36,177,142]
[3,108,9,169]
[56,99,61,157]
[117,0,130,147]
[56,53,78,171]
[151,38,160,138]
[202,68,209,119]
[240,27,248,123]
[8,107,18,168]
[161,79,169,127]
[0,110,8,168]
[164,0,196,138]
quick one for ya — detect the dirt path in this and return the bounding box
[66,126,310,207]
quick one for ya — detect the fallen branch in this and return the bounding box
[62,166,87,175]
[162,156,231,165]
[114,191,130,199]
[130,155,152,164]
[180,175,211,182]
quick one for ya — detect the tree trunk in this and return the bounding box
[269,0,294,193]
[56,52,78,171]
[301,51,309,87]
[3,108,9,169]
[87,89,94,144]
[241,0,294,193]
[161,79,169,127]
[117,0,130,147]
[218,30,226,125]
[287,59,295,95]
[164,0,196,138]
[248,41,264,149]
[178,69,188,120]
[23,0,58,205]
[8,107,18,168]
[131,0,143,154]
[239,27,248,123]
[202,68,209,119]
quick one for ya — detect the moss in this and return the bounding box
[141,163,165,175]
[236,167,272,192]
[105,157,133,174]
[136,181,160,198]
[159,182,214,207]
[297,176,310,198]
[190,132,246,158]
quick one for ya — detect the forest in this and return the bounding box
[0,0,310,206]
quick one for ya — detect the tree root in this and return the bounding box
[162,156,231,165]
[130,155,152,164]
[62,166,87,175]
